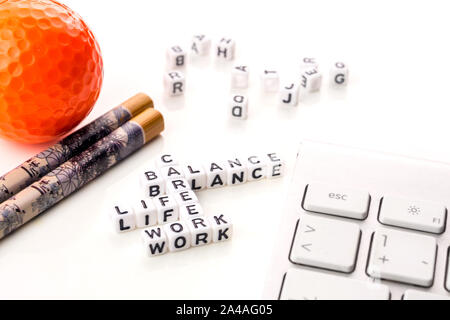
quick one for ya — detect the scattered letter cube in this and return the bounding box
[330,62,349,86]
[166,45,186,68]
[300,57,319,70]
[231,65,249,89]
[191,35,211,56]
[134,199,157,229]
[230,94,248,120]
[279,82,300,106]
[216,38,235,61]
[142,227,168,257]
[188,217,212,247]
[261,70,280,92]
[209,214,233,243]
[164,71,185,97]
[164,221,191,252]
[300,68,322,93]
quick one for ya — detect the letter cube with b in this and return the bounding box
[191,35,211,56]
[164,221,191,252]
[231,65,249,89]
[300,68,322,93]
[142,227,168,257]
[230,94,248,120]
[216,38,235,61]
[279,82,300,106]
[330,62,349,86]
[164,71,185,97]
[209,214,233,243]
[140,168,165,198]
[166,45,186,69]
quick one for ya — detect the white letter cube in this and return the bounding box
[166,178,191,194]
[300,57,319,70]
[261,70,280,92]
[142,227,168,257]
[154,194,180,225]
[279,82,300,106]
[174,190,198,207]
[188,217,212,247]
[134,199,158,229]
[155,154,179,168]
[164,221,191,252]
[164,71,185,97]
[179,203,204,220]
[160,165,185,180]
[209,214,233,243]
[191,35,211,56]
[225,158,248,185]
[231,65,249,89]
[216,38,235,61]
[205,161,228,189]
[300,68,322,93]
[230,94,248,120]
[140,168,165,198]
[182,163,207,191]
[166,45,186,69]
[246,155,267,181]
[330,62,349,86]
[265,153,285,179]
[111,203,136,233]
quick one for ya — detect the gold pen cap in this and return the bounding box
[122,93,154,116]
[131,108,164,143]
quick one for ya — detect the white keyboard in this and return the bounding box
[263,141,450,300]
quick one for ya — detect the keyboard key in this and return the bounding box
[367,229,437,287]
[379,196,447,234]
[280,268,390,300]
[403,290,450,300]
[290,215,361,273]
[303,183,370,220]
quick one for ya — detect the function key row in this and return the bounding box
[302,182,447,234]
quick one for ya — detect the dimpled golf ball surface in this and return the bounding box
[0,0,103,144]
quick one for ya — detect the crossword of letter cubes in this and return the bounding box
[109,153,284,257]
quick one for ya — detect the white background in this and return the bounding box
[1,0,450,299]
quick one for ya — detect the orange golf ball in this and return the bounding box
[0,0,103,144]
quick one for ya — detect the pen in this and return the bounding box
[0,93,153,204]
[0,108,164,240]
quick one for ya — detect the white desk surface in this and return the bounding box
[1,0,450,299]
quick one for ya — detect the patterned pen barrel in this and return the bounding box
[0,108,164,240]
[0,93,153,204]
